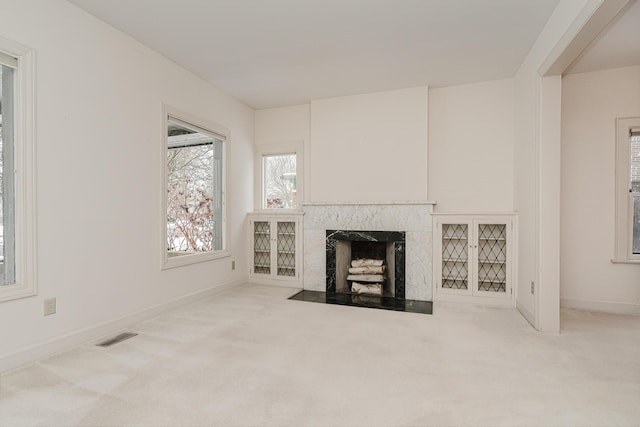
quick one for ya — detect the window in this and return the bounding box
[256,144,303,211]
[632,131,640,255]
[163,108,228,268]
[614,117,640,262]
[1,53,17,287]
[263,153,297,209]
[0,38,36,302]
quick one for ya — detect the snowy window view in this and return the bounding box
[166,117,224,257]
[263,153,297,209]
[0,62,16,286]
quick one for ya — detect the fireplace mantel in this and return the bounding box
[303,201,437,206]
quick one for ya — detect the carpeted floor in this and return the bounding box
[1,283,639,426]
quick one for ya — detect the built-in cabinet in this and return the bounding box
[248,213,302,286]
[434,215,515,304]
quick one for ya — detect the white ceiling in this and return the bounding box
[67,0,567,109]
[567,0,640,74]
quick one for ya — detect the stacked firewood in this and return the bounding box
[347,259,386,295]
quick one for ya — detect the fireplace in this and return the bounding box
[326,230,405,299]
[302,202,434,302]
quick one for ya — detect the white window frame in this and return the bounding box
[613,117,640,263]
[0,37,37,303]
[254,142,303,212]
[161,105,229,269]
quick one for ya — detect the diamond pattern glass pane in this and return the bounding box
[277,221,296,277]
[441,224,468,290]
[253,221,270,274]
[477,224,507,292]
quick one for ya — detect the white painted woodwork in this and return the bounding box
[248,214,302,288]
[433,215,516,306]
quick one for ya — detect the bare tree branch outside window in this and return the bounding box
[264,154,296,209]
[166,120,221,256]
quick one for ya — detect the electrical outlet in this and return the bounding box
[44,298,56,316]
[232,260,236,270]
[530,281,535,295]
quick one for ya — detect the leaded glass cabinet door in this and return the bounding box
[435,216,513,301]
[438,221,472,296]
[276,221,296,277]
[253,221,271,275]
[474,220,511,298]
[249,214,302,285]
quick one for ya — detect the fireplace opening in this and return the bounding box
[326,230,405,299]
[336,241,396,297]
[351,241,385,260]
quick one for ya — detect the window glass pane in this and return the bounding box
[0,64,15,286]
[263,154,297,209]
[631,135,640,192]
[634,195,640,255]
[166,118,223,257]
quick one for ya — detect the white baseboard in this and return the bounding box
[434,293,515,307]
[247,277,303,289]
[560,297,640,316]
[0,278,244,374]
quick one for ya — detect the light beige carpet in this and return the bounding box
[1,283,639,426]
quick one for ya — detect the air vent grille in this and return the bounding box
[97,332,138,347]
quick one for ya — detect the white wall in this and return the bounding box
[513,0,602,331]
[309,87,428,203]
[254,104,310,146]
[255,88,429,204]
[561,65,640,314]
[254,104,310,208]
[0,0,254,371]
[428,79,514,213]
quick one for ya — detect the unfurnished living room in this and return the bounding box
[0,0,639,426]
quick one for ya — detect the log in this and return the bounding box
[347,274,385,283]
[351,259,384,268]
[352,282,383,295]
[348,265,386,274]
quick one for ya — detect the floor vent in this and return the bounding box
[97,332,138,347]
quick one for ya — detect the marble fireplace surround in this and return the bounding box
[302,202,434,301]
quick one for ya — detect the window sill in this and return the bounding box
[610,258,640,265]
[0,283,37,303]
[162,250,230,270]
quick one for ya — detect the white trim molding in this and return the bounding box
[561,297,640,316]
[160,104,231,270]
[0,36,38,303]
[254,142,304,212]
[613,117,640,262]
